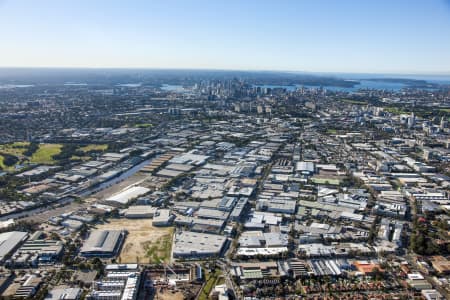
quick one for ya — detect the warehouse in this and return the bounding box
[0,231,28,263]
[8,231,63,266]
[156,168,183,178]
[165,163,194,172]
[123,206,157,218]
[152,209,175,226]
[296,161,315,175]
[173,231,227,258]
[238,231,288,248]
[308,259,342,276]
[196,208,230,220]
[169,152,209,166]
[45,287,82,300]
[80,230,125,257]
[105,186,150,206]
[229,198,248,221]
[257,198,296,214]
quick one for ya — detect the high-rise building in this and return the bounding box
[407,112,415,128]
[257,105,263,114]
[440,116,448,130]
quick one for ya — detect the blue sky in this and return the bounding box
[0,0,449,74]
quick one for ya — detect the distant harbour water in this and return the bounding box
[160,84,185,92]
[0,84,34,89]
[254,77,450,92]
[117,83,142,87]
[254,80,415,92]
[64,82,88,86]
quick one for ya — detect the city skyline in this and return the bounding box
[1,0,450,74]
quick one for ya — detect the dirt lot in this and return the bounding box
[94,218,173,264]
[155,291,184,300]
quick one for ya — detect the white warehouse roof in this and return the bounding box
[0,231,28,262]
[106,186,150,205]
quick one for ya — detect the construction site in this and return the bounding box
[141,264,203,300]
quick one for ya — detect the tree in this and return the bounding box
[23,142,39,157]
[92,258,104,275]
[49,232,60,241]
[372,267,383,281]
[1,153,18,167]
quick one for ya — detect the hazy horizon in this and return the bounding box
[0,67,450,81]
[1,0,450,73]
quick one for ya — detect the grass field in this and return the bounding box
[134,123,153,128]
[342,99,367,105]
[0,142,30,157]
[0,155,18,171]
[30,144,62,164]
[384,107,407,115]
[327,129,337,134]
[198,269,223,300]
[0,142,30,171]
[95,218,173,264]
[0,142,65,171]
[79,144,108,152]
[70,155,91,161]
[0,156,6,170]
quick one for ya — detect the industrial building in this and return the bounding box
[105,186,150,206]
[0,231,28,263]
[8,231,63,267]
[123,206,157,218]
[173,231,227,258]
[152,209,175,226]
[45,287,82,300]
[80,230,125,257]
[87,264,140,300]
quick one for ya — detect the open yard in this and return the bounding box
[95,218,174,264]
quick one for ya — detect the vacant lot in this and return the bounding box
[155,291,184,300]
[30,143,62,164]
[95,218,173,264]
